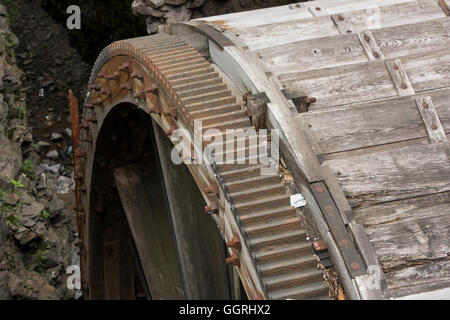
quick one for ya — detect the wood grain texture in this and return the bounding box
[302,95,428,154]
[354,191,450,227]
[324,143,450,208]
[383,260,450,298]
[403,49,450,93]
[365,212,450,270]
[374,18,450,60]
[258,33,367,75]
[279,60,397,110]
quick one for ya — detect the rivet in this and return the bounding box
[393,63,399,70]
[364,35,370,42]
[226,235,241,250]
[346,29,352,33]
[431,123,438,130]
[351,262,360,270]
[338,15,344,21]
[373,51,380,58]
[315,7,321,11]
[315,186,324,193]
[340,239,351,247]
[324,205,334,213]
[423,102,429,109]
[401,83,408,89]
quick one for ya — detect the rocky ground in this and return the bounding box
[0,1,79,300]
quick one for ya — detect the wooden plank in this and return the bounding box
[258,33,367,75]
[415,96,448,144]
[354,191,450,227]
[366,212,450,270]
[278,60,397,110]
[114,164,185,299]
[233,15,338,51]
[439,0,450,15]
[403,49,450,93]
[103,240,120,300]
[385,59,415,96]
[384,260,450,298]
[301,95,427,154]
[324,143,450,208]
[374,18,450,60]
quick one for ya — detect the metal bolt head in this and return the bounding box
[340,239,351,247]
[373,51,380,58]
[401,83,408,89]
[423,102,429,109]
[351,262,360,270]
[364,35,370,42]
[431,123,438,130]
[315,186,324,193]
[315,7,321,11]
[393,63,399,70]
[338,15,344,21]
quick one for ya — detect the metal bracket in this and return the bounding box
[311,182,366,278]
[281,88,316,113]
[196,24,234,50]
[245,92,270,130]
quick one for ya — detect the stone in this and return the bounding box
[3,192,19,206]
[46,150,59,160]
[36,140,51,151]
[50,132,62,141]
[8,271,58,300]
[48,197,65,215]
[55,175,74,194]
[144,0,165,8]
[40,163,61,174]
[13,227,39,246]
[132,0,167,17]
[0,139,22,190]
[18,200,44,222]
[163,4,192,23]
[0,271,11,299]
[64,128,72,138]
[165,0,187,5]
[187,0,206,8]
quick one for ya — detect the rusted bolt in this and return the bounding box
[313,240,327,252]
[134,90,146,99]
[87,114,97,124]
[147,84,159,96]
[393,63,399,70]
[340,239,351,247]
[100,87,111,96]
[242,91,252,102]
[130,70,143,80]
[431,123,438,130]
[315,7,321,11]
[373,51,380,58]
[324,205,334,214]
[346,29,352,33]
[205,203,219,214]
[401,83,408,89]
[306,96,317,104]
[76,151,87,159]
[364,35,370,42]
[163,107,177,118]
[120,82,132,91]
[204,184,219,195]
[106,71,120,81]
[225,252,240,267]
[226,235,241,250]
[351,262,360,270]
[315,186,324,193]
[423,102,429,109]
[338,15,344,21]
[118,62,130,73]
[89,83,101,91]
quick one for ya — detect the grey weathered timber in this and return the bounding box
[415,96,448,145]
[324,143,450,208]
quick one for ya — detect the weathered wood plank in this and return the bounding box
[358,31,384,61]
[403,49,450,93]
[374,18,450,60]
[233,15,338,51]
[324,143,450,208]
[415,96,448,144]
[258,33,367,75]
[279,60,397,110]
[114,164,185,299]
[354,191,450,227]
[103,240,120,300]
[331,13,355,34]
[383,260,450,298]
[366,212,450,270]
[301,95,427,154]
